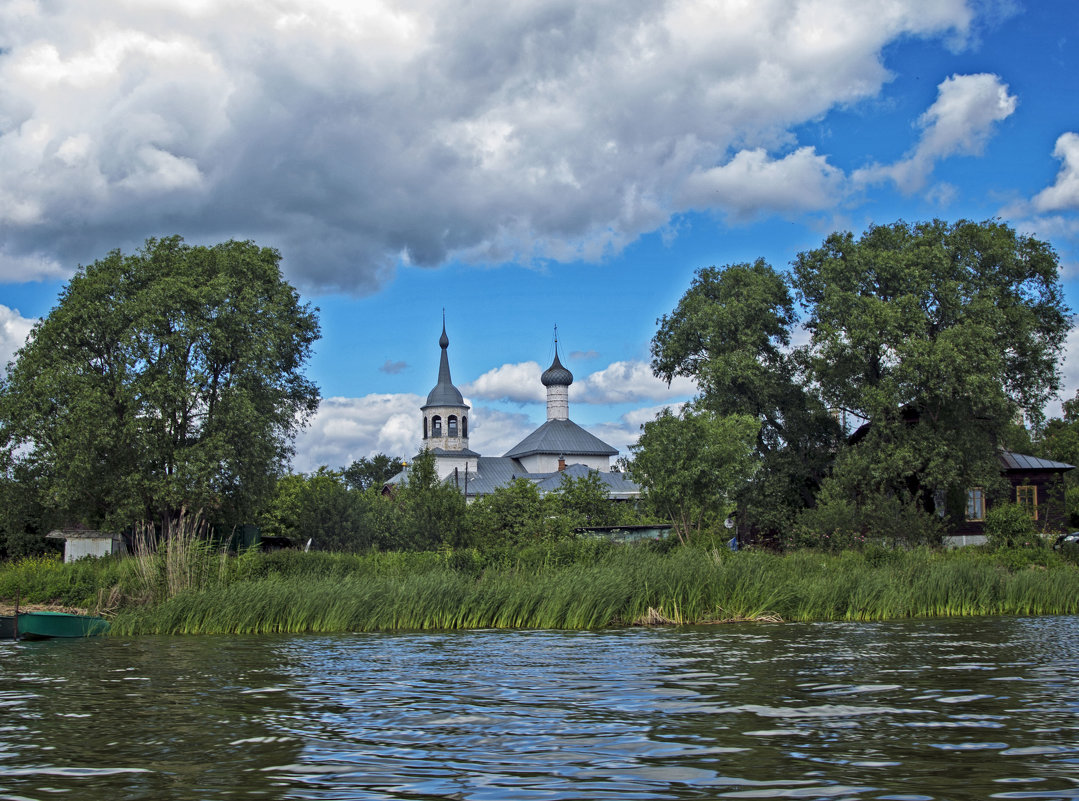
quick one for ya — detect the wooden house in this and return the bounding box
[946,451,1074,547]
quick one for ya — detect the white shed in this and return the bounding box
[46,529,127,562]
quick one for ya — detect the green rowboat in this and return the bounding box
[13,611,110,639]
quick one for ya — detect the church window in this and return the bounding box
[432,416,442,437]
[423,417,428,439]
[462,416,468,437]
[448,415,458,437]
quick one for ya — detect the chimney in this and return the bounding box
[558,457,566,471]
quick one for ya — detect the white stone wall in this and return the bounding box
[546,385,569,421]
[517,453,610,474]
[434,454,479,481]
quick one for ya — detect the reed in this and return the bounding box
[7,542,1079,633]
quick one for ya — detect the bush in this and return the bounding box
[984,503,1039,549]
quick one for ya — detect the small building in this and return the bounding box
[46,528,127,562]
[948,450,1074,546]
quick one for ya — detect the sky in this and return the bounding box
[3,0,1079,473]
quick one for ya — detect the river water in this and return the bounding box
[1,616,1077,800]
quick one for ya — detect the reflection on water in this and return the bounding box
[1,616,1077,800]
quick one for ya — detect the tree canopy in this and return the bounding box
[650,220,1071,539]
[0,236,321,535]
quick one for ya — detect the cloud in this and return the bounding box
[1033,132,1079,213]
[468,406,535,457]
[291,393,422,473]
[464,362,544,403]
[680,147,846,219]
[574,360,696,405]
[0,305,37,374]
[856,73,1017,192]
[379,359,408,375]
[0,0,972,292]
[1045,324,1079,419]
[586,402,689,459]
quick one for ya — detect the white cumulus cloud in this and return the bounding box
[574,360,696,405]
[0,0,972,291]
[463,362,544,404]
[1033,132,1079,213]
[856,73,1017,193]
[0,305,37,374]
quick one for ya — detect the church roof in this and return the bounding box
[423,321,466,409]
[503,418,617,459]
[541,351,573,386]
[530,463,639,497]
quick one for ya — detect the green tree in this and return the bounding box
[343,453,405,491]
[793,220,1069,515]
[651,259,841,534]
[464,477,556,547]
[627,406,760,543]
[550,470,637,528]
[384,450,466,550]
[0,236,320,535]
[258,468,377,552]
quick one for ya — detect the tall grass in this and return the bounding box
[5,541,1079,634]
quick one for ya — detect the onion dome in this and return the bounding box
[541,351,573,387]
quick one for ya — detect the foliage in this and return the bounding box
[0,236,320,535]
[984,502,1040,549]
[650,259,842,535]
[464,478,560,547]
[343,453,405,491]
[550,470,639,528]
[258,468,378,551]
[627,405,759,542]
[383,450,466,550]
[5,545,1064,635]
[652,220,1070,538]
[794,219,1069,507]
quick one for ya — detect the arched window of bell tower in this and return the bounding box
[462,416,468,437]
[423,416,428,439]
[432,415,442,437]
[448,415,458,437]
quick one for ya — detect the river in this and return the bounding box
[1,616,1077,800]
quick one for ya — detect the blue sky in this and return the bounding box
[3,1,1079,471]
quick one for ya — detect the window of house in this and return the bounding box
[432,416,442,437]
[448,415,458,437]
[966,488,985,522]
[1016,485,1038,520]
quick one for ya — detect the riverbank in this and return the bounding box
[2,543,1078,634]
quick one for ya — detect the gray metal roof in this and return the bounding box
[999,450,1075,471]
[422,322,466,409]
[503,418,617,458]
[530,463,640,497]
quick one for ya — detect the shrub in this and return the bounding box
[984,502,1039,549]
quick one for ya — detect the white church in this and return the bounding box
[389,321,640,502]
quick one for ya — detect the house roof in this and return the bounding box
[46,529,120,540]
[999,450,1075,472]
[503,418,617,459]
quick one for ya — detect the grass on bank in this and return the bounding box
[3,539,1079,635]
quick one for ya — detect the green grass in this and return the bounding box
[4,542,1079,635]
